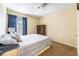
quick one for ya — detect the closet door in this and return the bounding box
[8,14,17,32]
[22,17,27,35]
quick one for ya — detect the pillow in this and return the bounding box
[0,36,17,44]
[11,34,22,42]
[1,34,11,38]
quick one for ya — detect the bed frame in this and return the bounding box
[2,46,50,56]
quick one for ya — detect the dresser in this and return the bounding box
[37,25,46,35]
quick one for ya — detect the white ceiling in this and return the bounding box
[3,3,75,17]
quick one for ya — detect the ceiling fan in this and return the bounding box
[37,3,48,9]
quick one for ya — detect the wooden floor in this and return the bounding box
[40,41,77,56]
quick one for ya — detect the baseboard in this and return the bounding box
[52,40,77,49]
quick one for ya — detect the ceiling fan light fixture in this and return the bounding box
[42,3,48,7]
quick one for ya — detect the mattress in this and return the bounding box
[18,34,51,56]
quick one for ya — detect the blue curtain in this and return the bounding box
[8,14,17,32]
[22,17,27,35]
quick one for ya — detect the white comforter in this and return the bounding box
[18,34,51,56]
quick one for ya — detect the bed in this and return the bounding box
[2,34,51,56]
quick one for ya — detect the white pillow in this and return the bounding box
[0,36,17,44]
[11,34,22,42]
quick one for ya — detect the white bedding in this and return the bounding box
[18,34,51,56]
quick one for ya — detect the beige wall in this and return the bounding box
[39,4,77,48]
[0,4,6,37]
[77,11,79,55]
[27,16,39,34]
